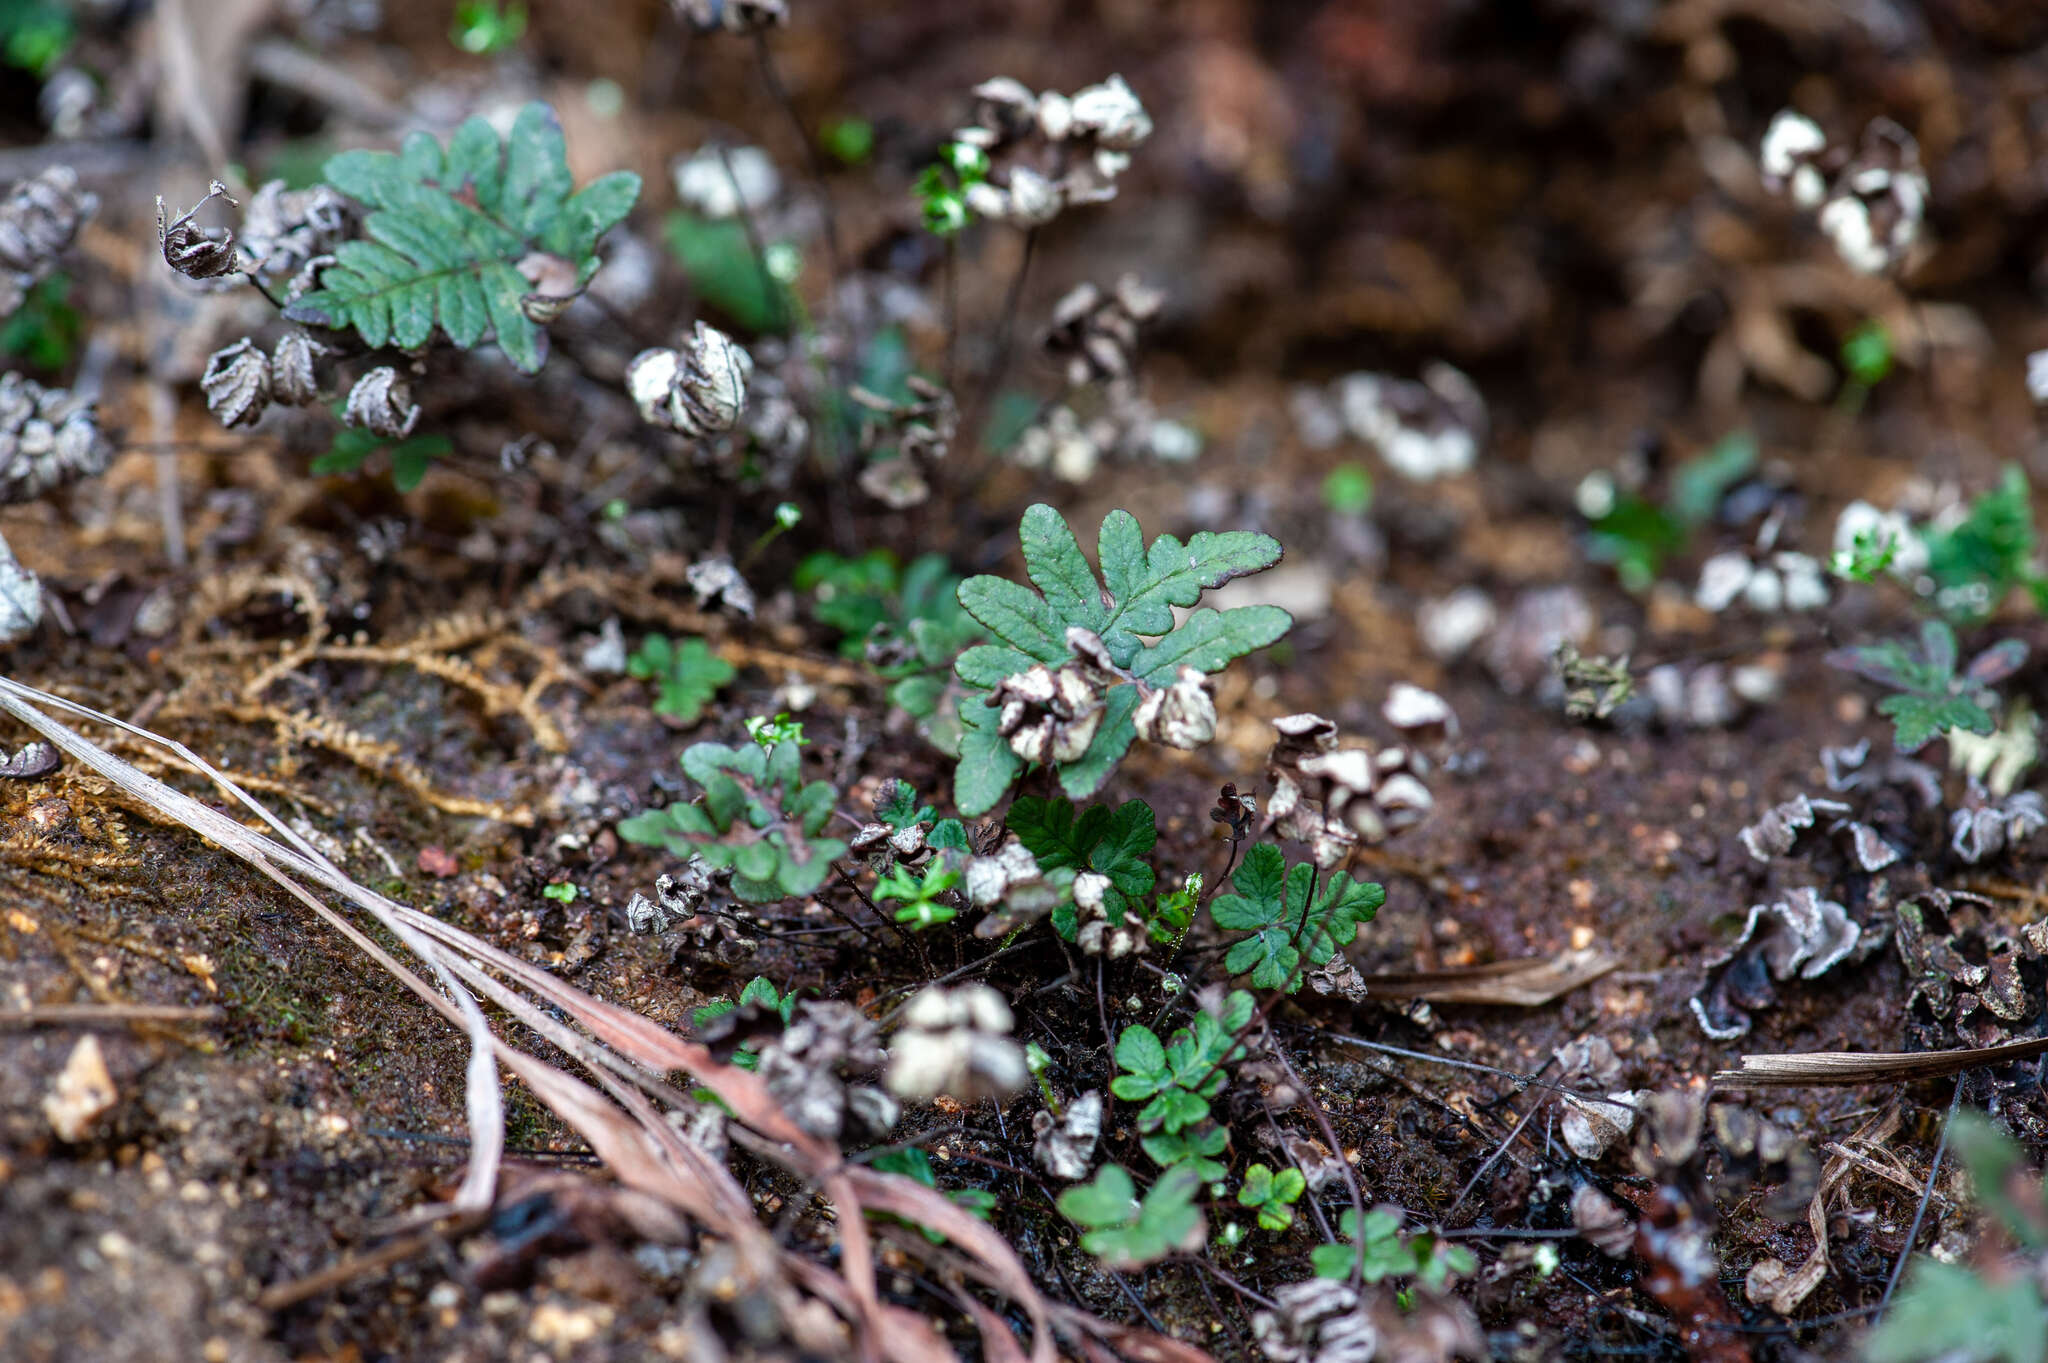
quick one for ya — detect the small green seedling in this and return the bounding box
[1312,1208,1476,1290]
[692,977,794,1071]
[872,862,961,929]
[1920,465,2048,621]
[875,779,936,831]
[628,634,735,725]
[744,712,806,749]
[1827,619,2025,753]
[309,427,454,492]
[617,740,845,903]
[540,881,579,903]
[1832,526,1900,583]
[1840,319,1894,391]
[0,273,80,369]
[451,0,527,54]
[1056,1164,1205,1269]
[1583,431,1756,591]
[1009,797,1156,941]
[821,116,875,166]
[1207,844,1383,992]
[914,142,990,236]
[869,1146,998,1240]
[1236,1163,1305,1232]
[1139,1123,1228,1181]
[1149,872,1201,948]
[1110,990,1255,1134]
[1322,463,1373,516]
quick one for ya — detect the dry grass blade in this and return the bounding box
[1716,1035,2048,1087]
[1361,946,1619,1005]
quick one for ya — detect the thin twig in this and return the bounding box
[1876,1077,1963,1323]
[968,227,1038,451]
[751,29,843,290]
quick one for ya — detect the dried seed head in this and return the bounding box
[1817,118,1926,276]
[342,366,420,440]
[237,180,353,293]
[0,166,97,316]
[1336,362,1486,482]
[1031,1090,1102,1180]
[685,554,756,618]
[200,338,273,429]
[887,984,1026,1102]
[1134,665,1216,750]
[0,372,112,504]
[1759,110,1829,208]
[1068,75,1153,151]
[1001,166,1064,226]
[672,144,781,220]
[991,661,1105,765]
[155,180,242,281]
[270,332,328,406]
[628,322,754,437]
[0,531,41,646]
[626,346,682,426]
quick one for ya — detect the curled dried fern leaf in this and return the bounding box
[286,102,639,373]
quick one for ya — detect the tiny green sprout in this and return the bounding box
[1150,872,1201,947]
[0,273,81,370]
[915,144,989,237]
[603,498,629,521]
[1056,1164,1205,1269]
[2,1,73,76]
[743,502,804,569]
[451,0,527,54]
[744,712,806,749]
[1217,1221,1246,1250]
[309,428,454,492]
[1236,1163,1306,1233]
[872,863,961,930]
[1831,526,1899,583]
[541,881,579,903]
[1531,1243,1560,1277]
[629,635,736,725]
[942,142,991,181]
[1024,1040,1061,1112]
[877,779,936,830]
[821,116,876,166]
[916,168,970,236]
[1322,463,1374,516]
[1841,319,1894,390]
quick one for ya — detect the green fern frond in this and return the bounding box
[286,102,639,373]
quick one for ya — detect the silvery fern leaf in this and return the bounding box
[950,503,1290,815]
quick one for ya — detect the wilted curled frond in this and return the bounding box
[343,367,420,441]
[155,180,242,281]
[201,338,273,429]
[628,321,754,437]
